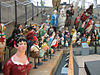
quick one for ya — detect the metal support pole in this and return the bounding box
[41,0,43,23]
[97,5,99,16]
[95,35,97,54]
[44,2,45,11]
[93,0,97,8]
[41,0,42,13]
[32,3,34,20]
[69,0,70,4]
[46,49,49,58]
[36,57,43,66]
[37,2,39,16]
[50,50,51,59]
[33,58,38,69]
[0,62,2,73]
[25,5,27,25]
[42,53,48,61]
[15,0,17,27]
[4,47,6,61]
[0,1,1,23]
[53,48,55,54]
[38,57,40,64]
[81,0,85,9]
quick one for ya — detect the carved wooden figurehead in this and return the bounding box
[52,0,61,11]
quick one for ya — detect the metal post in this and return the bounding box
[42,53,48,61]
[15,0,17,27]
[33,58,37,69]
[95,35,97,54]
[37,2,39,16]
[0,1,1,23]
[69,0,70,4]
[41,0,43,23]
[94,0,97,8]
[50,50,51,59]
[97,5,99,16]
[25,5,27,25]
[41,0,42,13]
[0,62,2,73]
[47,50,49,58]
[36,57,43,66]
[81,0,85,9]
[32,3,34,20]
[44,1,45,11]
[38,57,40,64]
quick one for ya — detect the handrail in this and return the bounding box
[68,43,74,75]
[4,7,53,26]
[1,1,31,7]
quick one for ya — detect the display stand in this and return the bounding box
[36,57,43,66]
[0,62,2,73]
[49,50,52,59]
[57,45,60,51]
[33,58,38,69]
[42,53,48,61]
[53,48,55,54]
[46,50,49,58]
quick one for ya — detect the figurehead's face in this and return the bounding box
[15,39,27,53]
[19,25,22,29]
[96,21,99,24]
[85,13,88,16]
[46,37,49,41]
[17,41,27,52]
[62,5,66,9]
[70,3,73,7]
[54,10,57,14]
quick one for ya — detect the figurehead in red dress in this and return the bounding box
[2,36,31,75]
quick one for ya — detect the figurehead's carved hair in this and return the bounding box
[14,35,27,47]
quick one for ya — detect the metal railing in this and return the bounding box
[0,0,52,26]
